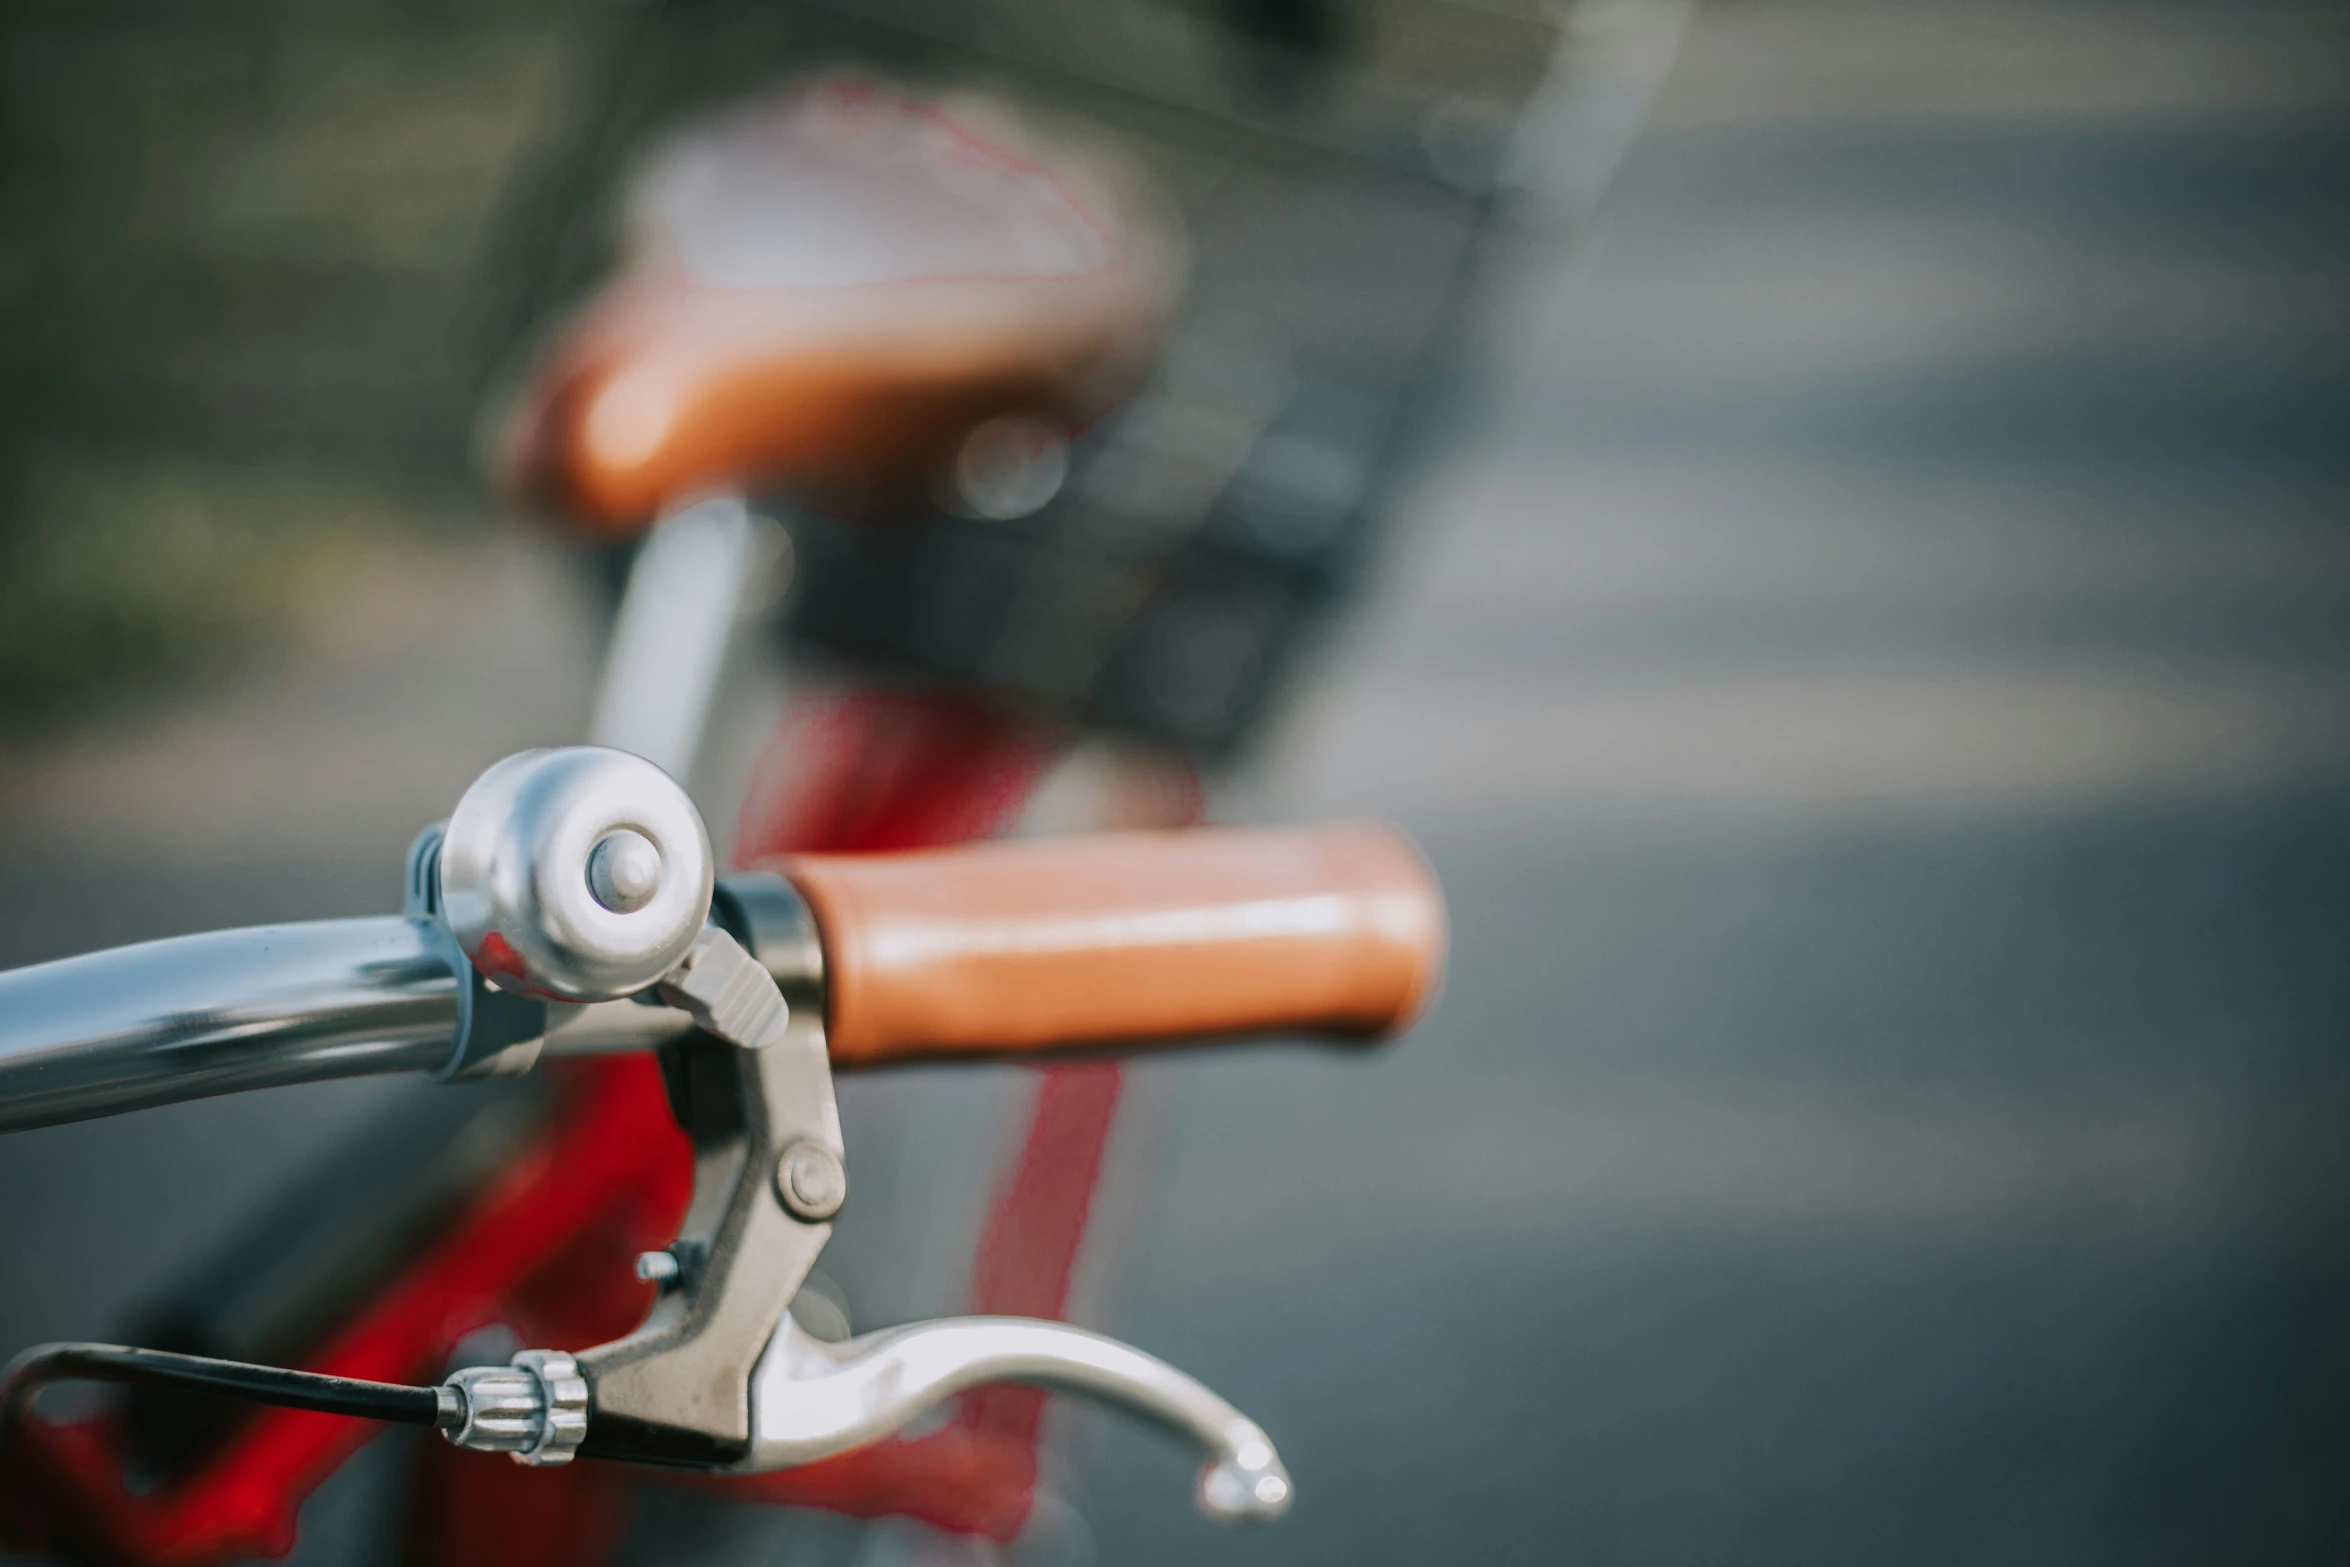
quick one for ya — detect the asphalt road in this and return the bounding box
[5,2,2350,1564]
[1075,4,2350,1562]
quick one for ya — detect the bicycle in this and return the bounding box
[0,76,1424,1567]
[0,79,1205,1567]
[0,5,1580,1546]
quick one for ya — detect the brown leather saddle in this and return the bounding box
[502,78,1183,533]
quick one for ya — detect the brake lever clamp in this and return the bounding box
[426,747,1294,1521]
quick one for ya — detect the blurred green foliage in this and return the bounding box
[0,4,589,732]
[0,458,424,730]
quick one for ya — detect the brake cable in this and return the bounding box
[0,1342,459,1486]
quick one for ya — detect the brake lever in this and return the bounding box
[742,1312,1291,1522]
[427,748,1292,1523]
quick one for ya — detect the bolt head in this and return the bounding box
[587,828,663,914]
[776,1142,846,1221]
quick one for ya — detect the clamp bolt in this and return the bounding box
[634,1248,683,1287]
[777,1142,846,1221]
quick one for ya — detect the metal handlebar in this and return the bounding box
[0,919,459,1131]
[0,916,740,1133]
[0,746,1296,1527]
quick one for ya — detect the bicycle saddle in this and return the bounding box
[504,78,1184,532]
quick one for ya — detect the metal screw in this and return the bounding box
[634,1249,682,1287]
[587,828,663,914]
[776,1142,846,1221]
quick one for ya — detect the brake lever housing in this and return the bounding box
[428,747,1292,1521]
[572,927,844,1468]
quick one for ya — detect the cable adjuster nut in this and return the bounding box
[442,1349,589,1466]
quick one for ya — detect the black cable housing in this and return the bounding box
[0,1341,454,1487]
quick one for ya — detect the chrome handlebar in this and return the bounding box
[0,746,1295,1526]
[0,917,727,1134]
[0,745,762,1133]
[0,918,459,1131]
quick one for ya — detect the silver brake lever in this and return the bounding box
[742,1312,1292,1523]
[429,747,1294,1524]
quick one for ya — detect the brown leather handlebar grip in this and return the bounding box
[764,823,1445,1068]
